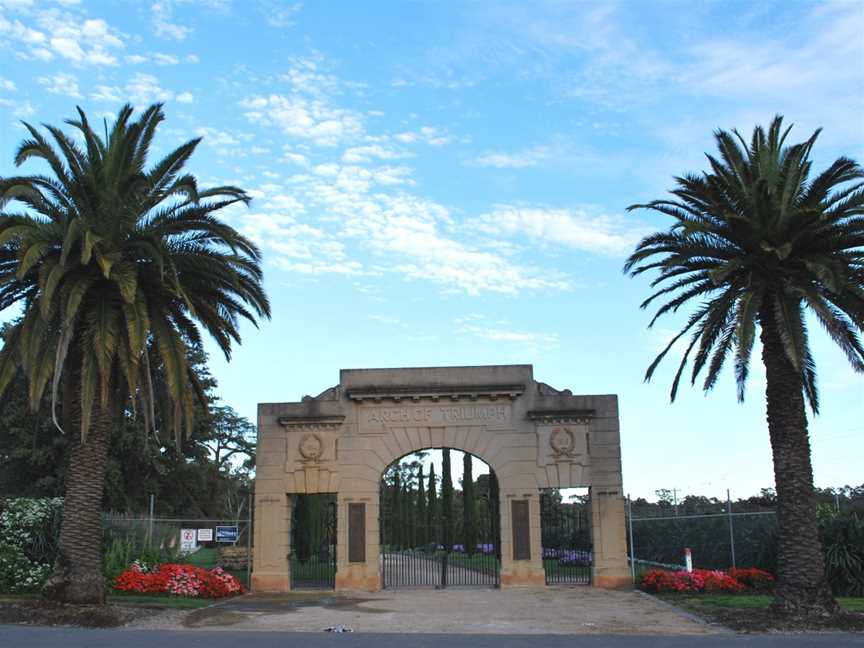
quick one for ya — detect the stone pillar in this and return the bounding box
[590,489,631,588]
[499,490,546,587]
[251,491,291,592]
[335,489,380,591]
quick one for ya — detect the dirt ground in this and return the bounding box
[125,587,720,635]
[665,598,864,634]
[0,599,154,628]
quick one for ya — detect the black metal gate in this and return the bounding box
[541,490,592,585]
[380,470,501,589]
[290,493,337,589]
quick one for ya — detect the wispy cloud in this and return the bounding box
[152,1,191,40]
[89,74,194,106]
[0,97,36,117]
[238,211,366,276]
[241,94,364,147]
[342,144,411,164]
[472,145,550,168]
[37,72,81,98]
[455,314,559,351]
[470,205,648,256]
[0,11,125,65]
[259,0,303,28]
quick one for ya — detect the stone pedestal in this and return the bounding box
[590,491,632,588]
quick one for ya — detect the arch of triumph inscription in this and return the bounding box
[253,365,630,591]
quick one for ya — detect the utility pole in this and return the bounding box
[673,488,679,516]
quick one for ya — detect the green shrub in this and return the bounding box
[0,543,51,593]
[102,536,168,582]
[101,514,180,583]
[0,497,63,564]
[820,511,864,597]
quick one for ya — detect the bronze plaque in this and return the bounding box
[348,503,366,563]
[512,499,530,561]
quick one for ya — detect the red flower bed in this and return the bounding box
[727,567,775,592]
[113,563,244,598]
[640,567,771,594]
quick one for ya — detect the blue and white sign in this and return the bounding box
[216,526,239,543]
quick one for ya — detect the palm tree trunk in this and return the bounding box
[760,305,839,617]
[43,399,112,604]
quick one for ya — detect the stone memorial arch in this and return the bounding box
[252,365,630,591]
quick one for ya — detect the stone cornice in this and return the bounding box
[527,409,595,424]
[276,415,345,429]
[346,384,525,403]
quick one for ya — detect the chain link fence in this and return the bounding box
[623,490,788,582]
[102,508,253,588]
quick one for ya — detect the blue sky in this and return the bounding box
[1,0,862,500]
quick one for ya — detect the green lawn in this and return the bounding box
[660,593,864,614]
[183,547,219,567]
[444,552,500,573]
[543,558,591,580]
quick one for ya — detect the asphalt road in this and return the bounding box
[2,626,863,648]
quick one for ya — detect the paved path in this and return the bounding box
[380,552,496,587]
[130,587,718,634]
[2,626,863,647]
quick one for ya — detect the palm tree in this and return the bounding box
[0,104,270,603]
[624,116,862,617]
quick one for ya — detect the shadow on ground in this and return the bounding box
[185,593,393,628]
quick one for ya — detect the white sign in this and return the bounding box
[197,528,213,542]
[180,528,197,552]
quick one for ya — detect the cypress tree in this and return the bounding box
[392,470,402,549]
[406,473,415,549]
[417,464,427,547]
[490,470,501,559]
[462,452,477,555]
[442,448,453,551]
[293,494,321,562]
[292,495,309,561]
[427,464,437,546]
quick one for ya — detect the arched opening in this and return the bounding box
[379,448,501,589]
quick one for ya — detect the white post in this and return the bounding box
[684,547,693,573]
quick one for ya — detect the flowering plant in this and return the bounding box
[0,543,52,593]
[727,567,775,592]
[640,568,756,594]
[0,497,62,593]
[114,563,244,598]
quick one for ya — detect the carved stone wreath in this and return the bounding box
[549,426,576,458]
[298,433,324,462]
